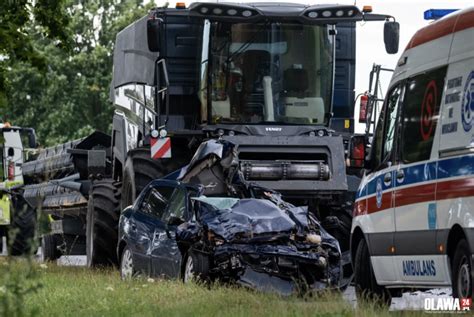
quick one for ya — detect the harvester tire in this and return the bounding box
[86,179,121,267]
[121,147,186,210]
[10,197,37,256]
[42,234,61,261]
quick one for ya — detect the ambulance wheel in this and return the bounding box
[452,239,472,299]
[354,239,391,306]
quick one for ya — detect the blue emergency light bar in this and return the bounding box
[424,9,459,20]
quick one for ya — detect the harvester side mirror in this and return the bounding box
[28,129,37,148]
[384,21,400,54]
[348,135,366,168]
[147,17,162,52]
[20,128,37,148]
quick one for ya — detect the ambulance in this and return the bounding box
[350,7,474,303]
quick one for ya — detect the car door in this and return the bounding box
[364,83,403,284]
[129,183,175,275]
[151,185,189,278]
[393,66,447,284]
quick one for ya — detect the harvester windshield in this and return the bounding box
[207,22,334,125]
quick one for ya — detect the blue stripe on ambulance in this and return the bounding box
[356,154,474,200]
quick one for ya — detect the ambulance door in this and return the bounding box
[437,21,474,285]
[365,83,403,284]
[393,66,447,284]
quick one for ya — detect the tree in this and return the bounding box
[3,0,156,146]
[0,0,71,109]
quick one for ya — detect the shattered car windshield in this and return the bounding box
[207,21,334,126]
[193,196,240,210]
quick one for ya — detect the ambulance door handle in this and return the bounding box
[396,170,405,183]
[383,172,392,186]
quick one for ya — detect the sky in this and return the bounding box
[155,0,472,129]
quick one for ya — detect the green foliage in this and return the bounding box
[0,261,430,317]
[0,0,71,111]
[0,258,42,317]
[3,0,156,146]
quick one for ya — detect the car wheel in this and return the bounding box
[452,239,472,299]
[354,239,391,306]
[183,251,210,284]
[120,246,135,280]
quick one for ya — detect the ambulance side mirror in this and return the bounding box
[384,21,399,54]
[147,16,162,52]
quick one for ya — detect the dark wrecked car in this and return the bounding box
[117,139,343,294]
[117,180,342,294]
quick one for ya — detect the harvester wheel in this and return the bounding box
[121,147,187,210]
[41,234,61,261]
[86,179,121,267]
[10,197,37,256]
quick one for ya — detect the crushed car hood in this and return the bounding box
[195,197,299,243]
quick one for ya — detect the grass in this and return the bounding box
[0,259,429,317]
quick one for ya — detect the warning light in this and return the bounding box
[390,246,395,253]
[362,5,373,13]
[176,2,186,9]
[424,9,458,20]
[438,244,444,252]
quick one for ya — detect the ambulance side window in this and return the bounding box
[372,84,402,169]
[400,66,446,163]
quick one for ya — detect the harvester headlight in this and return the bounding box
[151,129,159,138]
[347,10,354,16]
[317,130,325,137]
[242,10,252,17]
[227,9,237,16]
[336,10,344,17]
[322,10,332,17]
[308,11,318,18]
[213,7,223,15]
[200,7,209,14]
[159,129,168,138]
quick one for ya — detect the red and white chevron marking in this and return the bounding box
[150,137,171,159]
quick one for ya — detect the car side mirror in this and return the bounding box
[384,21,400,54]
[168,215,184,226]
[147,16,162,52]
[348,135,367,168]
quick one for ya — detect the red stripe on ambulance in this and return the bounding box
[356,177,474,216]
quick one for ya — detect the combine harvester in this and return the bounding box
[21,3,399,285]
